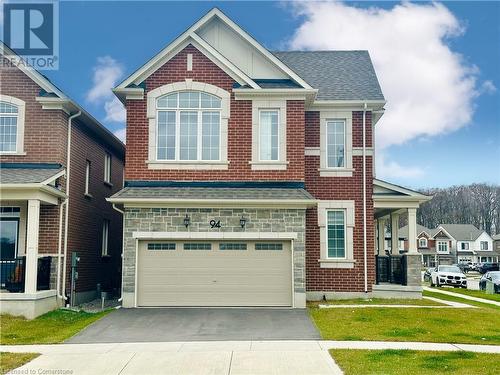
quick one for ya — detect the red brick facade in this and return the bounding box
[125,45,305,181]
[0,60,124,298]
[123,44,377,293]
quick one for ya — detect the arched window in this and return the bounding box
[0,101,19,152]
[418,237,428,248]
[0,95,25,154]
[156,91,221,161]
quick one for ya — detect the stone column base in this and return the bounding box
[405,253,422,286]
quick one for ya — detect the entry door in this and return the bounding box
[137,240,293,307]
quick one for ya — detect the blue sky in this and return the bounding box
[6,1,500,189]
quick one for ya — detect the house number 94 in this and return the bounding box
[209,220,221,228]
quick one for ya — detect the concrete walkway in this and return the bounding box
[318,295,476,309]
[3,340,500,375]
[423,286,500,307]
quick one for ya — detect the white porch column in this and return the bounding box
[407,207,418,254]
[391,213,400,255]
[25,199,40,294]
[377,218,386,255]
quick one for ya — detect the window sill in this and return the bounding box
[147,160,229,170]
[104,181,113,188]
[318,258,356,269]
[0,151,26,156]
[318,168,354,177]
[84,193,93,199]
[250,161,289,170]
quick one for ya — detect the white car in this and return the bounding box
[430,265,467,288]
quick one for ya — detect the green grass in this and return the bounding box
[309,301,500,344]
[330,349,500,375]
[0,352,39,374]
[433,287,500,302]
[0,309,111,345]
[308,297,444,307]
[423,290,500,310]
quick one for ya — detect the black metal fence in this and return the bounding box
[376,255,407,285]
[0,256,51,292]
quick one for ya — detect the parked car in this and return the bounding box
[479,271,500,293]
[478,263,499,274]
[455,263,470,273]
[470,262,480,272]
[423,267,434,282]
[431,265,467,288]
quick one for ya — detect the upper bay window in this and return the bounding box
[0,96,25,154]
[156,91,221,161]
[146,81,230,170]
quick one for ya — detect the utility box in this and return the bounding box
[486,280,495,294]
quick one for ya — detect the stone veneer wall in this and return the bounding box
[122,207,306,307]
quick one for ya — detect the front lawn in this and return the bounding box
[330,349,500,375]
[432,287,500,302]
[308,297,443,307]
[309,302,500,344]
[0,309,111,345]
[0,352,39,375]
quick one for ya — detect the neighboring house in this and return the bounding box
[494,234,500,254]
[400,223,498,267]
[108,8,430,308]
[0,43,125,318]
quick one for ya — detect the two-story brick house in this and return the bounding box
[109,8,430,308]
[0,43,125,318]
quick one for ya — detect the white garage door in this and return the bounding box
[137,240,292,307]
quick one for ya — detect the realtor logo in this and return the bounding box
[2,0,59,69]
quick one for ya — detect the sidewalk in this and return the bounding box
[423,286,500,307]
[3,340,499,375]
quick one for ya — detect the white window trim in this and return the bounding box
[317,200,355,268]
[0,94,26,155]
[460,241,470,251]
[250,99,287,170]
[84,160,91,197]
[437,240,449,254]
[419,238,428,248]
[104,152,112,184]
[480,241,489,251]
[102,220,110,257]
[319,111,353,177]
[146,79,230,170]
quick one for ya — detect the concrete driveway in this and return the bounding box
[67,308,320,343]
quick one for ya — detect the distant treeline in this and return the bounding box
[414,183,500,235]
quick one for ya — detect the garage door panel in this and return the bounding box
[137,240,292,307]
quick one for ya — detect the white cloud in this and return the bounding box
[480,80,497,95]
[376,152,425,180]
[86,56,125,123]
[287,1,486,179]
[113,127,126,143]
[104,97,126,123]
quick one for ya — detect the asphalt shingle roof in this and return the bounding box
[111,187,314,201]
[0,167,63,184]
[398,224,432,239]
[439,224,484,241]
[273,51,385,101]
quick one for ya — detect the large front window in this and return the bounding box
[0,101,18,152]
[327,210,345,258]
[0,207,20,259]
[326,120,345,168]
[437,241,449,253]
[156,91,221,161]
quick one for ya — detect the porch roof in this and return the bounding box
[373,179,431,211]
[0,164,64,184]
[108,186,316,208]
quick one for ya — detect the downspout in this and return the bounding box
[62,111,81,304]
[111,203,125,302]
[56,198,66,299]
[362,103,368,293]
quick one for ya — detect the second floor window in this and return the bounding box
[437,241,448,253]
[461,242,470,250]
[156,91,221,161]
[480,241,489,250]
[419,238,428,248]
[0,101,18,152]
[104,152,112,183]
[259,110,279,161]
[326,119,345,168]
[85,160,91,195]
